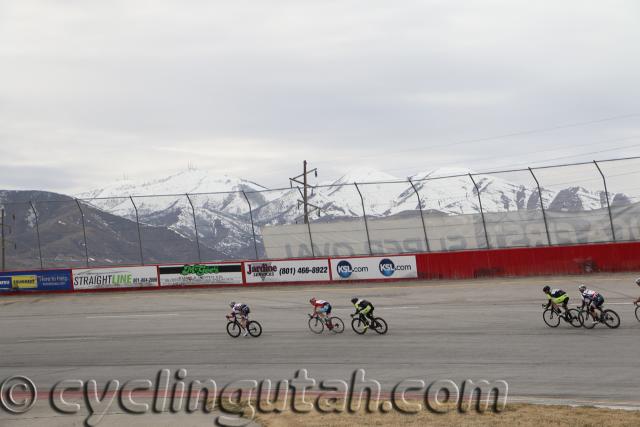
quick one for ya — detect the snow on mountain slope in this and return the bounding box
[76,167,618,258]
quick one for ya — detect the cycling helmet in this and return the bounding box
[229,301,236,308]
[351,297,358,304]
[636,277,640,286]
[310,297,316,304]
[543,285,550,293]
[578,285,586,292]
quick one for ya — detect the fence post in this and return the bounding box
[528,167,552,246]
[468,174,490,249]
[593,160,616,242]
[74,199,90,267]
[241,191,259,259]
[129,196,144,265]
[28,201,44,269]
[185,194,202,262]
[408,178,430,252]
[353,183,373,255]
[295,187,315,257]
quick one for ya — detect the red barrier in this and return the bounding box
[415,241,640,280]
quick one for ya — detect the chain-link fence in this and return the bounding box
[1,157,639,271]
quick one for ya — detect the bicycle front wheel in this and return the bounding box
[635,305,640,322]
[602,309,620,329]
[247,320,262,337]
[372,317,388,334]
[567,309,583,328]
[543,309,560,328]
[308,317,324,334]
[351,317,367,335]
[226,321,241,337]
[328,316,345,333]
[580,310,597,329]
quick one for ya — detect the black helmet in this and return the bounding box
[543,285,550,293]
[351,297,358,304]
[229,301,236,308]
[636,277,640,286]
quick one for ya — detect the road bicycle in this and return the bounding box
[308,312,345,334]
[350,311,388,335]
[541,304,582,328]
[576,305,620,329]
[226,313,262,338]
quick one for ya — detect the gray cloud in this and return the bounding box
[1,0,639,193]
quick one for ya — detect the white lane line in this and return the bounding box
[381,306,420,310]
[86,313,180,319]
[18,336,99,343]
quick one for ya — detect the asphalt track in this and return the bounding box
[1,272,639,425]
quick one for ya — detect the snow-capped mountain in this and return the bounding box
[76,167,627,260]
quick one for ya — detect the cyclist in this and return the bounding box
[634,278,640,305]
[542,285,570,316]
[350,297,375,329]
[309,297,333,329]
[578,285,605,323]
[228,301,251,336]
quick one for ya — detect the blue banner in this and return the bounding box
[0,270,72,292]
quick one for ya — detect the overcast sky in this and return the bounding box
[1,0,639,194]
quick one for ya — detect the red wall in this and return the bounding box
[415,241,640,280]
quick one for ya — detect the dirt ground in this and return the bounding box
[253,403,640,427]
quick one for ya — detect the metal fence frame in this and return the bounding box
[1,156,638,269]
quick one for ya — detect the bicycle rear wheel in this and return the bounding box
[226,321,241,337]
[372,317,388,334]
[543,309,560,327]
[567,309,582,328]
[308,317,324,334]
[351,317,367,335]
[602,309,620,329]
[328,316,344,333]
[247,320,262,337]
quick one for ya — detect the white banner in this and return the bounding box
[245,259,330,283]
[72,266,158,290]
[330,256,417,280]
[158,263,243,286]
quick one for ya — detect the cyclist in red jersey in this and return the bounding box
[310,297,333,329]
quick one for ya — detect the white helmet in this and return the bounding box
[578,284,587,292]
[635,277,640,286]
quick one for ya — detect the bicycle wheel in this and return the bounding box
[372,317,388,334]
[226,321,241,337]
[566,309,583,328]
[602,309,620,329]
[328,316,344,334]
[580,310,597,329]
[247,320,262,337]
[543,309,560,327]
[351,317,367,335]
[635,305,640,322]
[308,317,324,334]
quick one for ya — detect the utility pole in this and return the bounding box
[1,209,16,271]
[289,160,318,224]
[1,208,5,271]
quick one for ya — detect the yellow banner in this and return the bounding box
[12,275,37,289]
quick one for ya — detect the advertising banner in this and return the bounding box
[158,263,243,286]
[245,259,330,283]
[72,266,158,290]
[330,256,417,280]
[0,270,72,291]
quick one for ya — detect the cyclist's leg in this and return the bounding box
[365,306,375,324]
